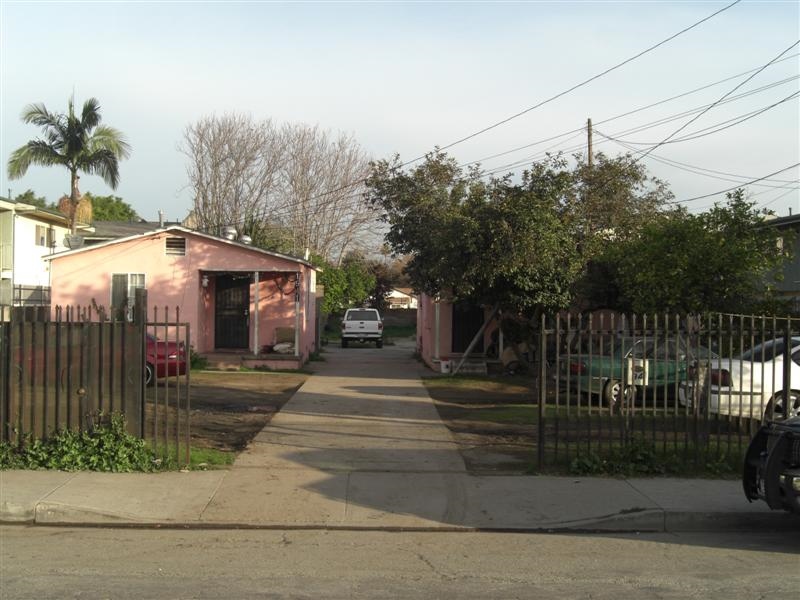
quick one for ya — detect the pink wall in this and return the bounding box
[417,293,497,371]
[417,293,453,370]
[47,230,317,360]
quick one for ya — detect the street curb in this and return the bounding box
[0,501,35,523]
[4,506,797,533]
[662,510,800,532]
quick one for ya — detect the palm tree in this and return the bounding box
[7,96,131,236]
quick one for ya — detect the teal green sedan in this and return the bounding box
[558,337,717,412]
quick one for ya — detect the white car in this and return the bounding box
[340,308,383,348]
[679,337,800,422]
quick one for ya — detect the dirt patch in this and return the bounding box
[187,371,307,452]
[423,376,539,474]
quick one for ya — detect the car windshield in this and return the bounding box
[346,310,379,321]
[570,336,716,359]
[738,338,800,361]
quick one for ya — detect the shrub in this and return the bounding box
[0,414,169,472]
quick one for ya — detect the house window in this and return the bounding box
[35,225,51,247]
[165,236,186,256]
[111,273,146,319]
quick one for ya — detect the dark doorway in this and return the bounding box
[451,301,485,353]
[215,275,250,349]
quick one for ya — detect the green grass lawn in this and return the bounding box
[424,373,752,478]
[150,444,237,470]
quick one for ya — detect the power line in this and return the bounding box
[596,91,799,147]
[205,17,786,216]
[403,0,743,165]
[632,39,800,164]
[474,76,799,177]
[460,59,798,169]
[604,136,799,189]
[592,77,798,142]
[760,186,800,208]
[676,163,800,204]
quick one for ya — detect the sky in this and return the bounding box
[1,0,798,224]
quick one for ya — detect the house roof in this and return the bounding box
[391,287,416,296]
[85,220,168,240]
[0,197,70,226]
[763,213,800,229]
[0,197,93,230]
[43,225,318,269]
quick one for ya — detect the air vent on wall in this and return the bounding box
[165,236,186,256]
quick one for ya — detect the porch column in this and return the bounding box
[253,271,260,355]
[434,298,440,360]
[294,271,301,357]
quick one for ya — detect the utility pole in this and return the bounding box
[587,118,593,167]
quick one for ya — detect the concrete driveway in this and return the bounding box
[202,339,475,527]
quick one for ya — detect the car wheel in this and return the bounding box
[603,379,635,414]
[763,390,800,423]
[341,339,348,348]
[376,339,383,348]
[145,363,155,387]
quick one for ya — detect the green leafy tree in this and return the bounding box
[606,190,791,314]
[13,189,51,209]
[366,259,395,312]
[565,152,674,308]
[84,192,138,221]
[570,151,672,241]
[366,151,583,317]
[7,96,130,234]
[317,253,376,314]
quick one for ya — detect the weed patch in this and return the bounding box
[567,437,742,478]
[0,414,169,472]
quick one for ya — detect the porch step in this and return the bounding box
[202,352,304,372]
[451,360,488,375]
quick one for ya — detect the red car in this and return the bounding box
[145,334,187,385]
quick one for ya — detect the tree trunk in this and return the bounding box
[70,171,80,235]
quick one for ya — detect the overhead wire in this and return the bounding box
[260,0,746,209]
[589,77,798,142]
[675,163,800,204]
[472,77,798,178]
[596,91,799,147]
[631,39,800,164]
[460,68,798,169]
[603,135,799,189]
[479,84,800,180]
[402,0,744,166]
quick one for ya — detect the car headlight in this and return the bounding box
[780,474,800,493]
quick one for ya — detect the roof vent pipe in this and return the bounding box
[158,210,164,228]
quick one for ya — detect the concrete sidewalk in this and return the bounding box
[2,342,796,532]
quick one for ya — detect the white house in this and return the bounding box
[0,197,75,306]
[387,287,418,309]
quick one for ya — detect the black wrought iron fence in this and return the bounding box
[0,290,191,466]
[534,312,800,469]
[144,305,190,466]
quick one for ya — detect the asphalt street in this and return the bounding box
[2,525,798,599]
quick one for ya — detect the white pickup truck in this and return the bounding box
[341,308,383,348]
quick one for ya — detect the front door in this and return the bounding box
[451,301,485,353]
[215,275,250,349]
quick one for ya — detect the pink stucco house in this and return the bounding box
[417,293,498,373]
[45,226,319,368]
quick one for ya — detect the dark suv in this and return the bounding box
[743,416,800,514]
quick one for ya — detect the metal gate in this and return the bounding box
[215,275,250,349]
